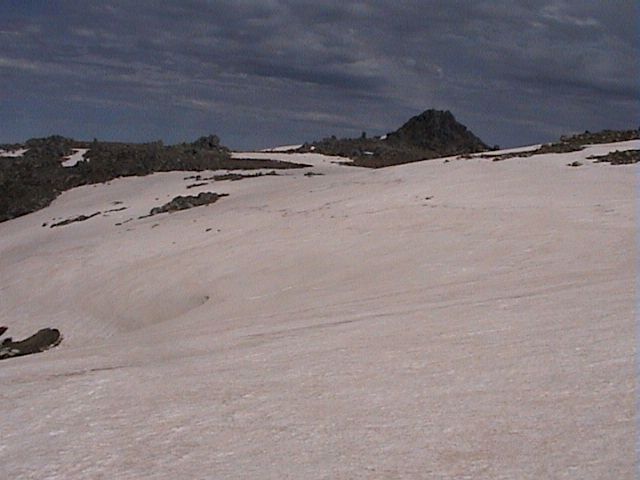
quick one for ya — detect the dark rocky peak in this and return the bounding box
[386,109,488,154]
[24,135,76,149]
[19,135,77,160]
[189,135,226,151]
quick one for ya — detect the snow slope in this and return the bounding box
[260,144,303,152]
[0,142,637,479]
[61,148,89,167]
[0,148,28,157]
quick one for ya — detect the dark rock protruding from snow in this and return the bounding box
[297,109,490,167]
[0,135,307,223]
[0,327,63,360]
[190,135,222,150]
[478,128,640,162]
[50,211,101,228]
[588,149,639,165]
[385,109,488,155]
[147,192,229,217]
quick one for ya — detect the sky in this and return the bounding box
[0,0,638,150]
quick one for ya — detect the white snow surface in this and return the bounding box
[0,148,28,157]
[0,142,637,479]
[472,144,543,155]
[260,144,303,152]
[61,148,89,167]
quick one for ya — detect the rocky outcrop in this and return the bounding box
[480,129,640,162]
[587,149,639,165]
[385,109,488,154]
[559,129,639,145]
[297,109,489,167]
[189,135,222,150]
[50,211,101,228]
[0,327,63,360]
[147,192,229,217]
[0,136,307,222]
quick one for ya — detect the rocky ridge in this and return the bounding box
[587,149,639,165]
[146,192,229,217]
[296,109,490,167]
[476,129,640,162]
[0,135,306,222]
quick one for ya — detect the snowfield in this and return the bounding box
[61,148,89,167]
[260,144,303,152]
[0,148,29,157]
[0,142,637,479]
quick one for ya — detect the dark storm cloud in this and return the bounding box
[0,0,637,149]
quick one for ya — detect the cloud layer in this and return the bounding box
[1,1,638,149]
